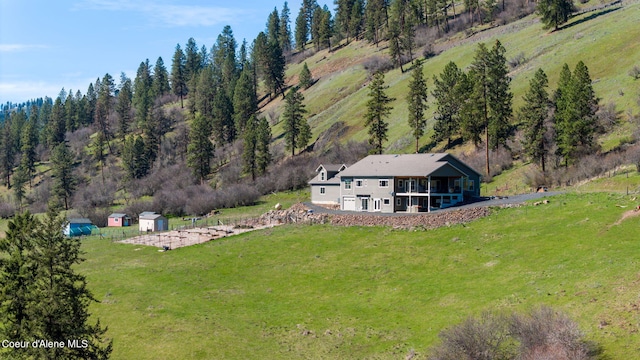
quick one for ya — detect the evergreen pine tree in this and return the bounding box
[116,73,133,141]
[243,115,258,181]
[184,37,201,84]
[0,120,15,188]
[12,166,28,210]
[299,62,314,89]
[28,210,112,359]
[520,68,552,172]
[92,130,107,183]
[295,5,309,50]
[487,40,513,150]
[432,61,465,148]
[349,0,364,40]
[233,67,258,134]
[267,8,281,46]
[407,59,429,153]
[171,44,188,108]
[152,56,171,98]
[571,61,598,148]
[387,19,404,71]
[282,87,311,156]
[256,116,272,175]
[194,67,216,121]
[212,88,236,144]
[21,107,39,187]
[48,97,66,148]
[50,142,76,210]
[133,60,153,128]
[279,2,293,54]
[0,212,38,347]
[64,92,78,132]
[213,26,239,98]
[465,41,513,176]
[554,61,598,165]
[537,0,575,31]
[364,71,395,154]
[95,73,115,154]
[187,113,214,183]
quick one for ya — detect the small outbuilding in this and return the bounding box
[139,212,168,232]
[108,213,131,227]
[63,218,95,237]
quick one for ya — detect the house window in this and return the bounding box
[379,179,389,188]
[355,179,364,187]
[115,218,119,222]
[320,171,325,181]
[344,180,352,189]
[468,180,474,191]
[398,180,404,189]
[320,187,326,194]
[431,179,440,192]
[383,198,390,205]
[396,198,402,206]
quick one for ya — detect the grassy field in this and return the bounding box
[78,191,640,359]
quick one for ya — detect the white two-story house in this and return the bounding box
[309,153,481,213]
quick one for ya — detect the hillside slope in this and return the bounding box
[266,0,640,157]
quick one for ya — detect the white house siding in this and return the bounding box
[310,184,340,204]
[340,176,394,213]
[139,219,155,232]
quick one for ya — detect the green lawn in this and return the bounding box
[79,192,640,359]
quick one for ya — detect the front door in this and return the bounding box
[373,198,381,212]
[361,198,369,211]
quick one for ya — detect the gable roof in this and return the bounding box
[316,164,347,173]
[67,218,92,224]
[309,163,348,185]
[338,154,463,177]
[109,213,130,218]
[139,213,166,220]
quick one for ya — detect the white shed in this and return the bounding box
[138,212,168,232]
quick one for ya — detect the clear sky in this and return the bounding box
[0,0,331,104]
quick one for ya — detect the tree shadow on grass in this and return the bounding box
[558,5,622,32]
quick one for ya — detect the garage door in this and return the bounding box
[343,197,356,211]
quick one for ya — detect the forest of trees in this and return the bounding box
[0,0,602,221]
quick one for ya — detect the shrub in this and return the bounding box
[628,65,640,80]
[73,178,117,211]
[523,167,547,188]
[458,146,514,181]
[428,307,598,360]
[508,52,527,69]
[27,177,51,214]
[596,102,619,132]
[510,306,597,360]
[83,207,112,228]
[429,311,513,360]
[0,198,16,219]
[124,200,155,222]
[363,56,393,75]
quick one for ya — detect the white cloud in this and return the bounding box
[0,78,96,103]
[0,44,48,53]
[74,0,247,27]
[151,5,243,27]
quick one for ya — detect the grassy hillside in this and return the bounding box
[266,0,640,157]
[80,191,640,359]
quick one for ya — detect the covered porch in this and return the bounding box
[394,174,466,213]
